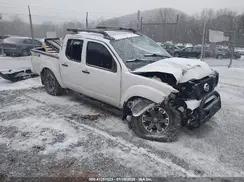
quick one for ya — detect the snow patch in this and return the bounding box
[0,116,81,154]
[0,77,42,91]
[106,31,139,40]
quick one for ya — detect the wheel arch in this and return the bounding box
[40,67,65,88]
[122,90,181,142]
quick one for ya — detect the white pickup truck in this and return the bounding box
[31,27,221,142]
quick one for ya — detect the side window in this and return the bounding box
[193,47,200,52]
[185,47,192,52]
[65,39,83,62]
[86,42,116,72]
[33,40,42,46]
[23,39,33,44]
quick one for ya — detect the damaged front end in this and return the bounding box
[125,71,221,130]
[174,71,221,128]
[185,91,221,128]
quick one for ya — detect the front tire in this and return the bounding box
[42,69,64,96]
[130,100,181,142]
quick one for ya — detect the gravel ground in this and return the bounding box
[0,56,244,179]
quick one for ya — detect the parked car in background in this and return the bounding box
[174,46,201,58]
[161,43,182,56]
[1,36,42,57]
[216,48,241,59]
[0,36,9,55]
[0,35,9,41]
[175,43,185,49]
[193,45,212,58]
[235,47,244,56]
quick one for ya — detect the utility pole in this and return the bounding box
[140,17,143,32]
[159,9,165,41]
[28,6,34,42]
[228,31,235,68]
[137,10,141,31]
[0,13,3,55]
[86,12,89,29]
[175,15,179,42]
[200,19,207,61]
[228,18,237,68]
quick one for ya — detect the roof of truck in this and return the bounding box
[66,28,140,42]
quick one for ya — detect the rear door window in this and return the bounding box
[65,39,83,62]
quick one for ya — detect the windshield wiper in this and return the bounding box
[144,53,170,58]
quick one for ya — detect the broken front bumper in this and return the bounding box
[0,68,37,82]
[187,91,221,127]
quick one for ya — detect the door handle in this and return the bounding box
[82,70,90,74]
[61,63,68,67]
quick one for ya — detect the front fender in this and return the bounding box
[121,85,172,106]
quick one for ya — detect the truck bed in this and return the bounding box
[31,47,59,59]
[31,38,61,76]
[31,38,61,59]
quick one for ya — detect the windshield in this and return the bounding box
[110,35,171,71]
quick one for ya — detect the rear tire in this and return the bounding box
[130,99,181,142]
[41,69,64,96]
[22,50,30,56]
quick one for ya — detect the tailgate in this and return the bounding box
[31,47,59,75]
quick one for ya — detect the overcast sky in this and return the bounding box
[0,0,244,22]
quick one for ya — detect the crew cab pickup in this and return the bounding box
[31,27,221,142]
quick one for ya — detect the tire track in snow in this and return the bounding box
[2,87,242,177]
[21,90,199,177]
[66,118,198,177]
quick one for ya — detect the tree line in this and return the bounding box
[100,8,244,46]
[0,8,244,46]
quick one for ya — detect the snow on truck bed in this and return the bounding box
[0,56,244,177]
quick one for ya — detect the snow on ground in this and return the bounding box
[0,56,31,70]
[0,77,42,91]
[0,56,244,177]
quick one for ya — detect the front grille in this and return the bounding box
[177,72,219,100]
[193,76,216,99]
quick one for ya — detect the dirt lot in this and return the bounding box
[0,56,244,178]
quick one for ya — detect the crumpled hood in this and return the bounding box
[133,57,214,83]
